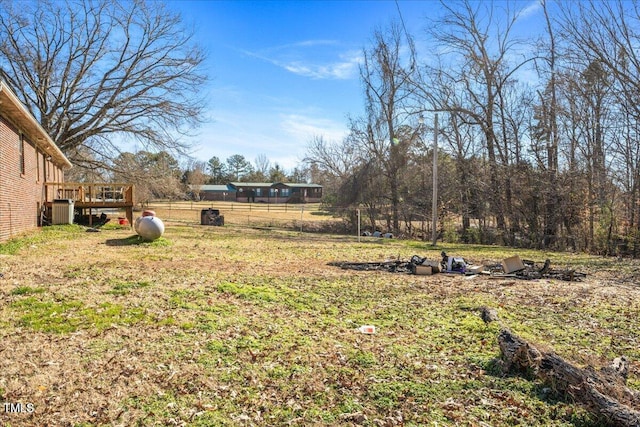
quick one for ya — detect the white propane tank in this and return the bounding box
[136,216,165,241]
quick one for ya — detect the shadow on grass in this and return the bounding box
[105,235,144,246]
[105,235,171,247]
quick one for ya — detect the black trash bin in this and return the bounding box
[201,209,224,226]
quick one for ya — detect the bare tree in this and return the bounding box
[254,154,271,181]
[336,161,386,232]
[64,146,108,182]
[422,0,533,237]
[0,0,207,169]
[354,22,419,234]
[112,151,183,206]
[558,0,640,254]
[183,160,208,200]
[304,135,364,205]
[438,112,487,240]
[540,0,561,247]
[613,109,640,256]
[558,1,640,119]
[304,135,362,181]
[288,166,310,183]
[495,80,536,241]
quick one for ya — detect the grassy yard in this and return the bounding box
[0,220,639,426]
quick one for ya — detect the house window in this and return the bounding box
[19,134,25,175]
[280,188,290,197]
[255,188,262,197]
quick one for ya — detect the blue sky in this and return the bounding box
[169,0,542,171]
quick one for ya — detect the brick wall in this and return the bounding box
[0,115,64,242]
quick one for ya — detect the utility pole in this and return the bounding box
[432,113,438,246]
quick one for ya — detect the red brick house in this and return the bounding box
[0,80,72,242]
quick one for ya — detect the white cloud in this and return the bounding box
[280,114,348,143]
[242,41,362,80]
[519,1,542,20]
[282,50,361,80]
[187,110,349,170]
[272,39,340,49]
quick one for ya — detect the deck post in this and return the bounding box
[126,207,133,228]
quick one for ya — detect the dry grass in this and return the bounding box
[146,201,337,229]
[1,220,639,426]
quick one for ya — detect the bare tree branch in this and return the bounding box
[0,0,208,169]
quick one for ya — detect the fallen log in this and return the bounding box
[498,328,640,427]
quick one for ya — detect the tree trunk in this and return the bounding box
[390,173,400,234]
[485,129,506,232]
[634,172,640,258]
[544,172,559,248]
[543,1,560,249]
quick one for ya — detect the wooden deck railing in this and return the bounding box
[44,182,134,226]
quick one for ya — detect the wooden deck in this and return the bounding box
[44,182,134,226]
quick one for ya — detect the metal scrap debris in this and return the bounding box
[328,253,586,282]
[490,258,586,281]
[327,259,416,274]
[328,254,473,275]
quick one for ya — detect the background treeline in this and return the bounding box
[68,152,310,205]
[304,0,640,257]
